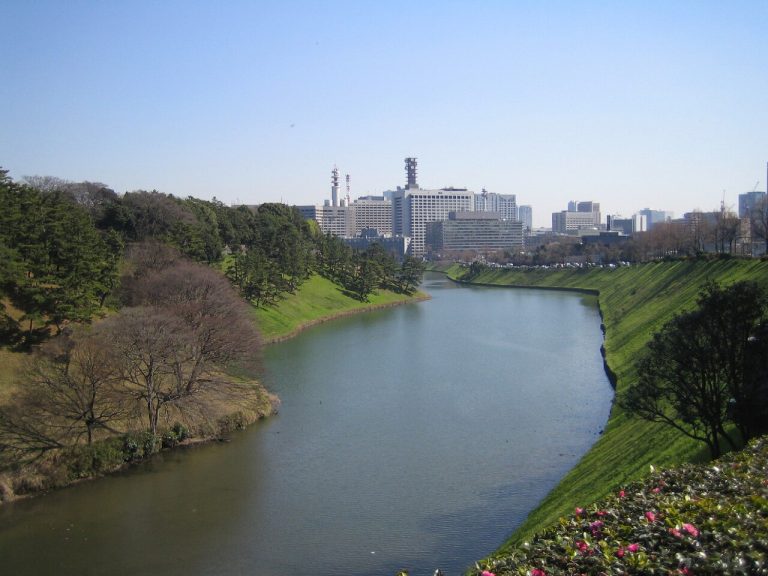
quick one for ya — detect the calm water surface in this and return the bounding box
[0,273,613,576]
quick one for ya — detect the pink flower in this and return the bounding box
[615,547,625,558]
[575,540,589,554]
[530,570,546,576]
[627,543,640,553]
[596,510,607,517]
[652,487,661,494]
[481,571,495,576]
[645,511,656,523]
[618,490,626,498]
[670,528,683,539]
[574,507,584,516]
[682,523,699,538]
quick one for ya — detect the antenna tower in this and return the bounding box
[331,165,340,206]
[405,157,418,189]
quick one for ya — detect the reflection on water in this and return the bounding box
[0,273,613,576]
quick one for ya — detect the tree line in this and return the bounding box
[1,170,423,348]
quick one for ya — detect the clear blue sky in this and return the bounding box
[2,1,767,227]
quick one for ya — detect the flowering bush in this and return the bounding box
[473,436,768,576]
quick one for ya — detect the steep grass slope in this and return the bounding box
[253,274,426,342]
[441,258,768,551]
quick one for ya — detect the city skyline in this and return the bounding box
[2,1,767,227]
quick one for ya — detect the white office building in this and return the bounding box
[474,189,517,221]
[393,187,475,257]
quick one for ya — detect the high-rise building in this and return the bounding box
[350,196,392,236]
[552,201,601,233]
[518,205,532,231]
[739,191,766,218]
[474,189,517,220]
[393,187,475,257]
[638,208,673,230]
[552,210,600,233]
[390,157,475,256]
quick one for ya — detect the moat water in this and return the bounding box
[0,273,613,576]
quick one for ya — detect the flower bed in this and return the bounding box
[475,436,768,575]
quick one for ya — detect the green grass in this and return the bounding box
[252,274,427,342]
[438,258,768,553]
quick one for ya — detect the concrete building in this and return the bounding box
[518,205,533,231]
[350,195,392,236]
[344,229,410,261]
[607,214,646,235]
[426,211,523,255]
[393,187,475,256]
[638,208,673,230]
[391,158,475,257]
[552,200,602,234]
[474,189,517,220]
[739,191,766,218]
[552,210,601,234]
[297,204,355,237]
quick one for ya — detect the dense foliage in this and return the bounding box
[0,170,122,347]
[472,435,768,576]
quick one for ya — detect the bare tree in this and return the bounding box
[105,259,261,436]
[751,196,768,254]
[0,331,127,460]
[714,208,740,254]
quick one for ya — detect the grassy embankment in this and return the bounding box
[435,258,768,553]
[253,273,428,342]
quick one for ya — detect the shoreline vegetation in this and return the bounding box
[0,273,426,505]
[0,173,428,504]
[428,257,768,561]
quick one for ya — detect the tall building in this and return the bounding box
[638,208,673,230]
[607,214,646,235]
[474,189,517,220]
[350,195,393,236]
[739,191,766,218]
[518,205,532,231]
[393,187,475,257]
[552,201,601,233]
[390,157,476,256]
[552,210,600,233]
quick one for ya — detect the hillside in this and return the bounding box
[437,258,768,551]
[253,273,428,342]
